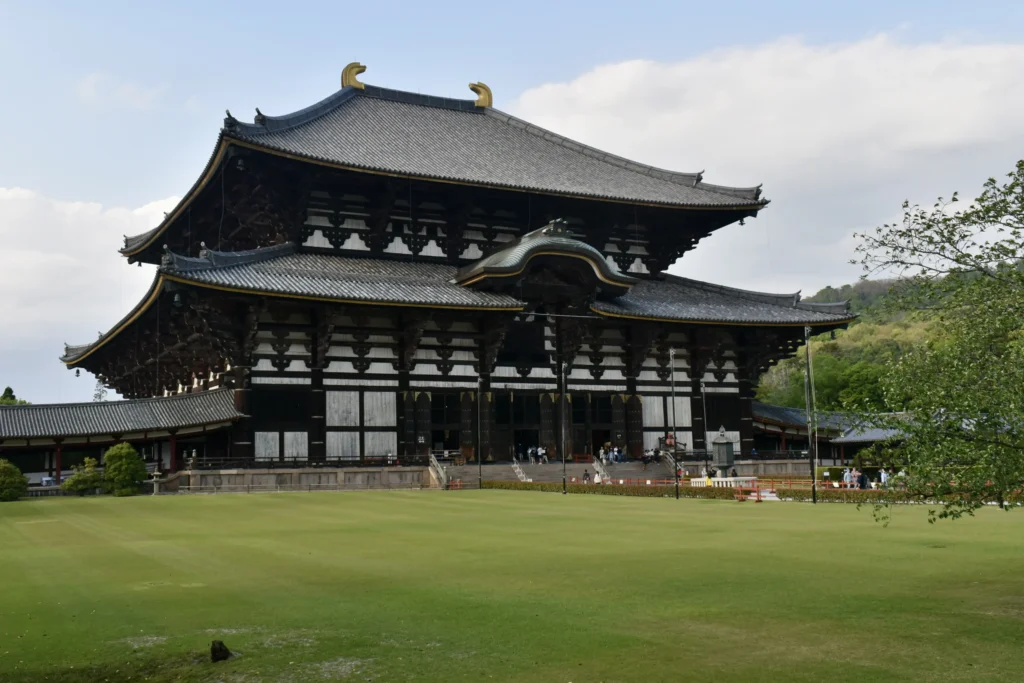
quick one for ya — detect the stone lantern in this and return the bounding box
[711,426,734,474]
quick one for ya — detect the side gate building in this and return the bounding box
[0,65,854,482]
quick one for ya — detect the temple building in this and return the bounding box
[1,64,854,481]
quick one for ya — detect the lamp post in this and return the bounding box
[477,376,483,490]
[700,379,710,475]
[561,361,568,495]
[671,348,679,500]
[803,325,817,504]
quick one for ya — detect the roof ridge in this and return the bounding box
[483,108,763,202]
[0,388,234,411]
[224,85,480,137]
[659,272,803,308]
[162,242,297,272]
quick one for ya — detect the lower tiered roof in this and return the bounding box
[62,242,854,365]
[0,389,244,441]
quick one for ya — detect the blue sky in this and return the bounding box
[2,0,1024,403]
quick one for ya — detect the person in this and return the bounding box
[857,469,869,490]
[730,468,738,478]
[598,446,605,465]
[583,469,591,483]
[842,467,852,489]
[879,468,889,489]
[516,443,524,461]
[641,451,649,471]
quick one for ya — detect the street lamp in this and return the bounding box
[671,348,679,500]
[561,361,568,495]
[477,376,483,490]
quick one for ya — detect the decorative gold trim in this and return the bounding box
[458,251,632,288]
[469,82,492,107]
[341,62,367,90]
[589,305,857,328]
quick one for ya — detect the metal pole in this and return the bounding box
[700,380,709,475]
[561,361,568,495]
[671,348,679,499]
[477,376,483,490]
[803,326,817,504]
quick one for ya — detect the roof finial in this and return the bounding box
[254,107,266,125]
[469,82,492,107]
[341,62,367,90]
[224,109,237,130]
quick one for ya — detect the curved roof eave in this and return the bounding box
[62,274,166,366]
[120,133,230,259]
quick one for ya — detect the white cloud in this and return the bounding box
[75,72,167,110]
[0,189,175,402]
[511,35,1024,294]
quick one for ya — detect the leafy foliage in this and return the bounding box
[855,160,1024,521]
[61,457,103,496]
[756,320,928,410]
[102,443,148,497]
[0,387,28,406]
[0,459,28,502]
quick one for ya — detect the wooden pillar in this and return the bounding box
[689,345,706,452]
[169,434,178,473]
[625,395,643,459]
[738,378,756,459]
[230,365,253,463]
[780,432,788,452]
[612,394,626,453]
[309,367,326,464]
[460,391,475,460]
[415,392,431,455]
[54,443,62,484]
[539,393,555,451]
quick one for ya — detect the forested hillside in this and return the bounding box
[755,279,927,410]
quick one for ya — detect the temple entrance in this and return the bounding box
[592,429,611,454]
[513,429,540,457]
[431,429,459,453]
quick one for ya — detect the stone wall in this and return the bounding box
[177,466,429,492]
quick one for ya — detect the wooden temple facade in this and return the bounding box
[41,64,854,470]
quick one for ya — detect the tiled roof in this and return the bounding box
[752,401,850,432]
[65,246,854,365]
[0,389,244,440]
[226,85,766,209]
[833,425,904,445]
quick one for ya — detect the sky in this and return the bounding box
[2,0,1024,404]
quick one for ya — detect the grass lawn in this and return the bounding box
[1,491,1022,682]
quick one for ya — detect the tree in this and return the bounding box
[0,459,28,502]
[0,387,28,406]
[855,160,1024,520]
[102,443,148,497]
[61,457,103,496]
[93,380,108,403]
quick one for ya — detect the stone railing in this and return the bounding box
[689,476,758,489]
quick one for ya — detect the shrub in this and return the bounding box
[102,443,148,497]
[0,459,29,502]
[61,457,103,496]
[482,480,737,500]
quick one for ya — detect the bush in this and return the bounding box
[0,459,29,502]
[102,443,148,497]
[482,480,737,500]
[61,457,103,496]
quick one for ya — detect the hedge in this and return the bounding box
[775,487,1024,506]
[482,480,737,500]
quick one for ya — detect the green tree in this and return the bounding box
[0,459,28,502]
[0,387,28,406]
[102,443,148,497]
[856,160,1024,520]
[61,457,103,496]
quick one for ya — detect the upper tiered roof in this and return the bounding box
[121,65,767,258]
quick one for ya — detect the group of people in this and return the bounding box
[597,446,625,465]
[519,445,550,464]
[839,467,906,490]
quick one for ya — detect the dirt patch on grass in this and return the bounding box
[262,630,318,648]
[116,635,168,649]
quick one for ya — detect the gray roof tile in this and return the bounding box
[228,85,766,208]
[0,389,244,440]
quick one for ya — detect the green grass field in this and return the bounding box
[1,491,1022,682]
